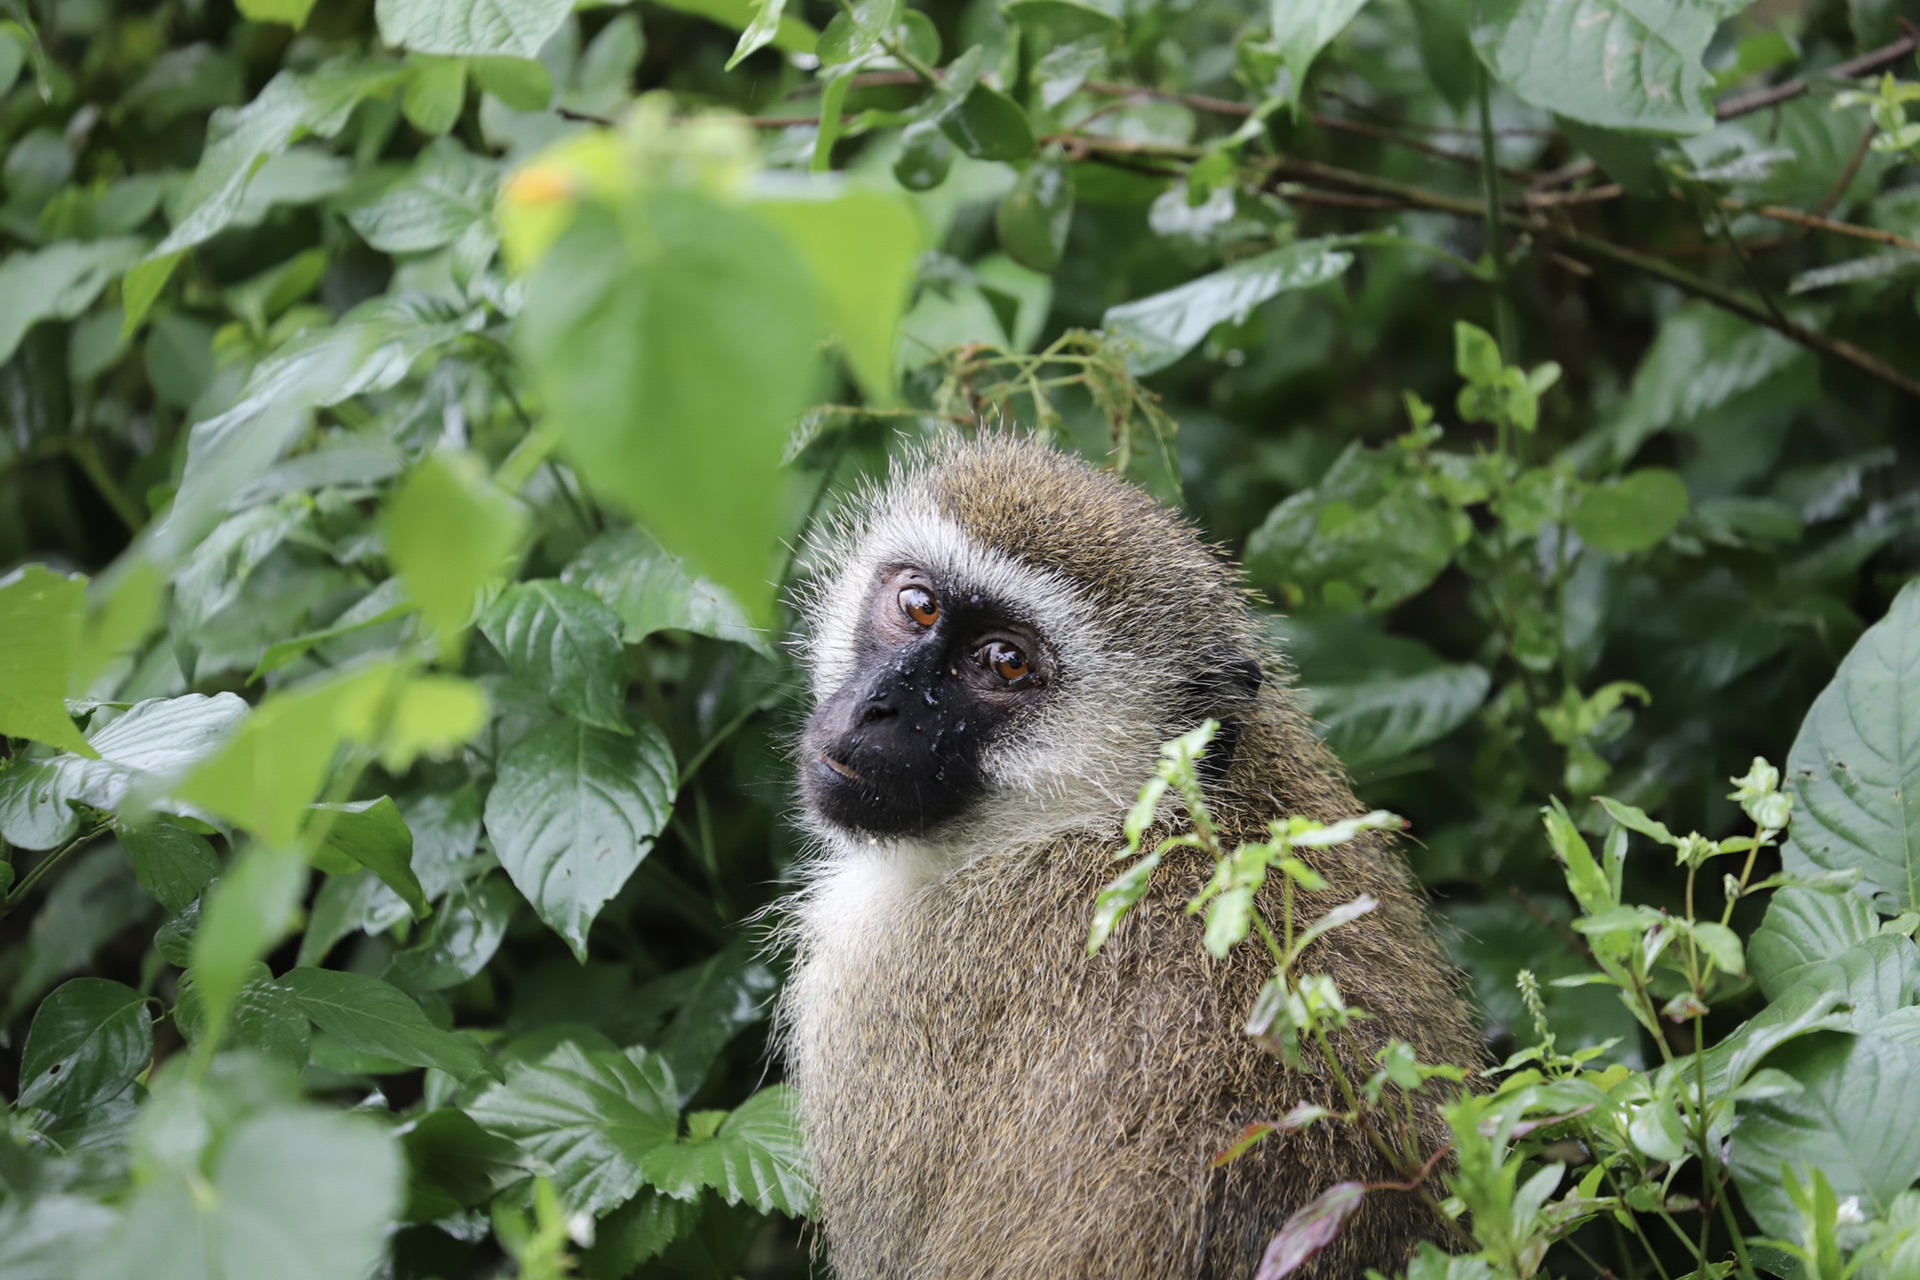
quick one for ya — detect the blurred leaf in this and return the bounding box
[649,0,820,53]
[281,966,502,1082]
[385,875,520,991]
[384,451,526,654]
[237,0,319,24]
[174,963,311,1070]
[376,0,572,57]
[1784,580,1920,912]
[86,1107,403,1280]
[402,55,466,134]
[1103,239,1353,374]
[1265,0,1370,109]
[1471,0,1745,136]
[1253,1180,1367,1279]
[995,145,1075,272]
[1279,615,1490,765]
[518,194,823,623]
[483,718,676,960]
[0,1196,118,1280]
[467,1041,680,1216]
[16,978,152,1116]
[1571,468,1689,554]
[0,239,146,366]
[479,580,632,733]
[0,566,95,756]
[187,842,308,1053]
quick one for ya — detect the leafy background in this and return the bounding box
[1,0,1919,1275]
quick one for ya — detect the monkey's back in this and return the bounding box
[784,713,1480,1280]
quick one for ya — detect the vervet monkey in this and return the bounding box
[781,436,1478,1279]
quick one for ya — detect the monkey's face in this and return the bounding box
[800,564,1054,837]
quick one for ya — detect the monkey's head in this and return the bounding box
[795,435,1266,851]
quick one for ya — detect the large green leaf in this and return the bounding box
[0,238,147,365]
[376,0,572,57]
[187,843,308,1052]
[119,819,220,913]
[467,1041,680,1216]
[174,963,312,1070]
[1102,240,1353,375]
[85,1107,403,1280]
[1571,468,1689,554]
[126,63,407,329]
[479,580,632,734]
[518,194,825,624]
[562,526,772,655]
[0,1196,118,1280]
[0,566,96,756]
[385,875,520,991]
[1471,0,1750,137]
[313,796,428,919]
[1729,1034,1920,1238]
[16,978,152,1116]
[397,1108,537,1222]
[281,966,501,1082]
[1265,0,1371,107]
[643,1083,811,1215]
[483,718,677,960]
[1278,615,1491,767]
[384,450,526,653]
[1748,887,1880,999]
[1783,580,1920,912]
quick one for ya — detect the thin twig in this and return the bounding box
[1738,201,1920,254]
[0,826,111,920]
[1714,29,1920,120]
[1814,124,1878,219]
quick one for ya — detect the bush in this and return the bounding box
[0,0,1916,1277]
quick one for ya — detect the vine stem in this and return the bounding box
[0,825,111,919]
[1476,64,1520,365]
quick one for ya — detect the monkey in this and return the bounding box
[778,434,1481,1280]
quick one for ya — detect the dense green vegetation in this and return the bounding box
[1,0,1918,1276]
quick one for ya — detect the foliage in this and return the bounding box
[0,0,1917,1276]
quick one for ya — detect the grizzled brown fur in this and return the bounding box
[783,436,1481,1279]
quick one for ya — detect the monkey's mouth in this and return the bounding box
[815,754,866,785]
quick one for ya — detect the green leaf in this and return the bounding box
[892,120,954,191]
[726,0,787,68]
[1266,0,1370,108]
[398,1108,537,1222]
[1102,239,1354,375]
[0,238,147,366]
[120,819,220,913]
[1254,1180,1368,1278]
[582,1191,701,1278]
[385,875,520,991]
[1729,1034,1920,1239]
[483,718,677,960]
[281,966,502,1082]
[0,1196,118,1280]
[470,54,554,110]
[1278,615,1490,766]
[88,1107,403,1280]
[1542,798,1612,916]
[751,183,926,405]
[1471,0,1747,137]
[187,842,308,1053]
[1750,887,1880,999]
[816,0,902,65]
[314,796,428,919]
[174,962,311,1070]
[384,450,527,655]
[467,1041,680,1216]
[479,580,632,733]
[995,145,1074,272]
[1571,468,1689,554]
[376,0,573,57]
[127,63,407,330]
[643,1083,811,1215]
[939,82,1035,162]
[518,194,824,624]
[343,142,495,253]
[648,0,819,52]
[16,977,152,1115]
[1783,579,1920,911]
[0,759,82,851]
[1089,851,1161,954]
[0,566,97,756]
[402,55,467,135]
[237,0,319,24]
[563,526,772,655]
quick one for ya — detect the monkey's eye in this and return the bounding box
[899,585,940,628]
[979,640,1031,683]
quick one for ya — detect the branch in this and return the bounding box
[1737,201,1920,254]
[1714,29,1920,120]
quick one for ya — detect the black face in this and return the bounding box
[801,566,1052,837]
